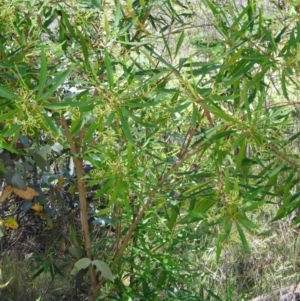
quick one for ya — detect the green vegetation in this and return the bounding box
[1,0,300,300]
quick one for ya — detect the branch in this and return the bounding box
[130,3,153,42]
[111,143,204,268]
[61,116,99,300]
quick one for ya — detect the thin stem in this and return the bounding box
[111,143,204,268]
[61,116,99,300]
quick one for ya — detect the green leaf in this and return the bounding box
[43,100,93,110]
[70,117,83,137]
[71,258,91,275]
[92,260,114,282]
[267,164,285,178]
[68,246,83,259]
[90,0,103,9]
[243,199,266,212]
[236,222,251,252]
[203,104,240,124]
[40,68,72,100]
[119,108,133,143]
[76,27,90,68]
[75,258,91,269]
[0,141,20,155]
[5,171,26,190]
[281,70,289,100]
[237,214,259,232]
[175,30,184,58]
[127,141,133,170]
[0,87,19,100]
[43,113,59,135]
[83,121,98,143]
[114,0,121,27]
[121,107,156,127]
[104,50,114,89]
[144,45,180,76]
[167,205,180,231]
[3,124,22,137]
[203,287,223,301]
[37,47,47,101]
[235,138,247,175]
[32,153,47,171]
[108,176,123,207]
[246,67,269,89]
[224,167,230,195]
[162,34,172,60]
[94,178,116,198]
[0,109,19,122]
[194,197,216,213]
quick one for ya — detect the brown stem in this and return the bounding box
[130,4,153,42]
[111,144,204,268]
[61,117,99,300]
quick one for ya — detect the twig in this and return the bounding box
[61,116,99,301]
[111,143,204,268]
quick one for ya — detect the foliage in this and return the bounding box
[1,0,300,300]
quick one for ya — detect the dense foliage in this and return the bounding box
[1,0,300,300]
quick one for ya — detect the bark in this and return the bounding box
[61,117,99,301]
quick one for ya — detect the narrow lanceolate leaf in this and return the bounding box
[0,87,19,100]
[77,28,90,68]
[105,51,114,89]
[119,108,133,143]
[224,167,230,195]
[3,124,21,137]
[246,67,269,89]
[90,0,103,9]
[40,68,72,100]
[114,0,121,27]
[167,205,180,231]
[175,30,184,58]
[235,139,247,175]
[127,141,133,170]
[0,278,11,288]
[43,113,59,135]
[37,47,47,101]
[162,34,172,60]
[236,222,251,252]
[281,71,289,100]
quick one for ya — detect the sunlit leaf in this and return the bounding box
[32,203,43,213]
[104,50,114,89]
[175,30,184,58]
[37,47,47,101]
[40,68,72,100]
[236,222,251,252]
[71,258,91,275]
[0,87,19,100]
[119,108,133,143]
[3,216,18,229]
[92,259,114,282]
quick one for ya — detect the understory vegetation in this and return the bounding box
[1,0,300,300]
